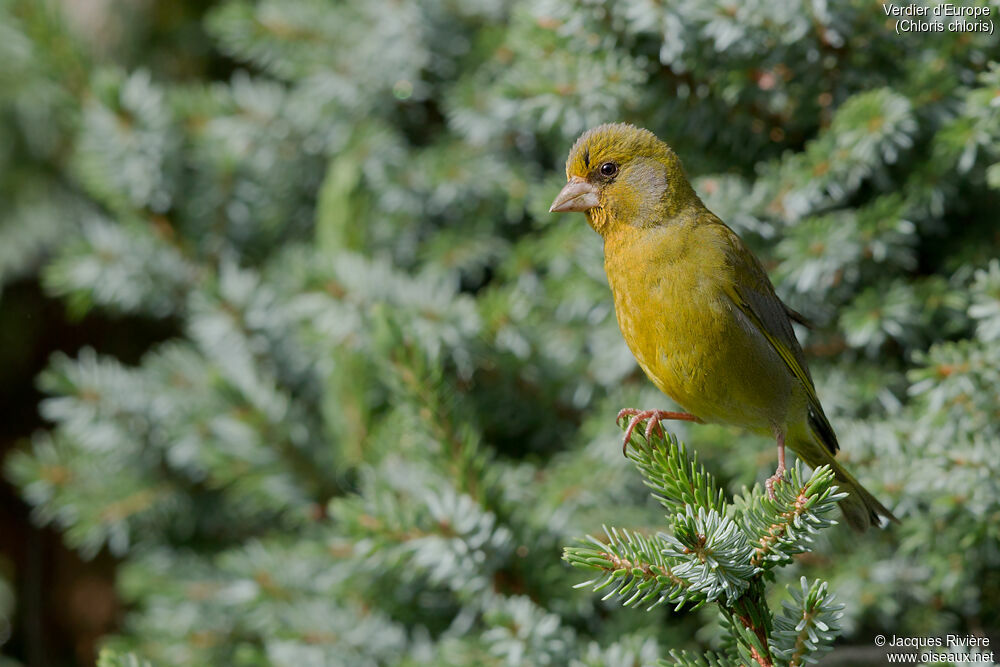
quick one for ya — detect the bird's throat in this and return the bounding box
[585,207,612,236]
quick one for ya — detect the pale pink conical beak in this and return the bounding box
[549,176,599,213]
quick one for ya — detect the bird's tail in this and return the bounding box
[795,438,899,532]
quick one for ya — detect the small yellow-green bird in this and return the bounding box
[549,123,897,531]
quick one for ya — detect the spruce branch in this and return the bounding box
[723,578,777,667]
[564,429,845,666]
[370,308,494,503]
[662,649,736,667]
[770,577,843,666]
[733,464,847,570]
[563,526,697,611]
[664,506,757,605]
[626,431,728,514]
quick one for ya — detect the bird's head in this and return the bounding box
[549,123,698,236]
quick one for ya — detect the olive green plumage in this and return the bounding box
[550,122,897,531]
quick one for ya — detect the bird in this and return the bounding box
[548,122,897,531]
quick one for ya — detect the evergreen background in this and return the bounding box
[1,0,999,664]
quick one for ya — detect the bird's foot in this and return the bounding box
[765,463,787,499]
[616,408,701,456]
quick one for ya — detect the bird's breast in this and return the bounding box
[604,226,793,431]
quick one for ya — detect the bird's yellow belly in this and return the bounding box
[612,273,795,434]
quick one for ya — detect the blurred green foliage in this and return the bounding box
[2,0,999,664]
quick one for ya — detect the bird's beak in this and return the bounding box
[549,177,599,213]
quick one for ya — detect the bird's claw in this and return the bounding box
[616,407,640,426]
[617,408,702,455]
[616,408,667,456]
[765,463,787,499]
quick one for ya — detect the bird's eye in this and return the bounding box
[599,162,618,177]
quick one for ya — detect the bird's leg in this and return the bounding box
[616,408,702,456]
[765,431,787,499]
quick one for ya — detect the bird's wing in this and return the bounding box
[713,221,839,455]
